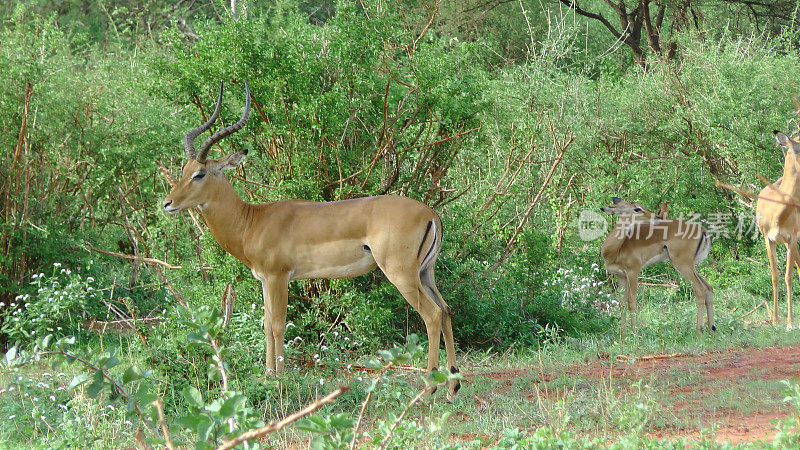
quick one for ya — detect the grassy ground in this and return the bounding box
[2,279,800,448]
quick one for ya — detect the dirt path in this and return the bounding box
[473,345,800,444]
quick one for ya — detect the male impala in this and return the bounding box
[756,131,800,330]
[163,82,460,398]
[600,197,714,333]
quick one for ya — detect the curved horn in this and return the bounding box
[195,80,251,163]
[183,82,224,160]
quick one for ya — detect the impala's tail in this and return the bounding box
[694,229,712,264]
[417,215,442,271]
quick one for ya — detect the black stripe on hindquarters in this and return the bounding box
[694,231,705,257]
[417,221,433,258]
[421,222,438,267]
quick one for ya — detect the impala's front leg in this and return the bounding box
[625,273,640,331]
[260,279,276,373]
[257,272,290,373]
[264,273,290,372]
[616,273,629,335]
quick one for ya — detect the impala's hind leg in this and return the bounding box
[386,273,443,369]
[766,238,780,325]
[785,241,798,330]
[672,261,714,331]
[700,274,715,331]
[421,266,460,399]
[373,247,444,367]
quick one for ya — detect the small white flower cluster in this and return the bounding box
[550,264,618,313]
[4,264,98,340]
[4,372,72,425]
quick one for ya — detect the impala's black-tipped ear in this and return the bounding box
[775,131,791,147]
[243,148,249,155]
[209,151,247,174]
[612,197,622,204]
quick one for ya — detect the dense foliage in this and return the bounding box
[3,0,800,446]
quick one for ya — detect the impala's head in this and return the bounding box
[600,197,653,217]
[163,81,251,214]
[775,130,800,158]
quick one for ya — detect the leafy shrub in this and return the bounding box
[1,265,98,342]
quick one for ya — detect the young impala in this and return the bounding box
[163,81,460,398]
[600,197,714,333]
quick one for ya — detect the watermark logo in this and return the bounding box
[575,209,760,242]
[578,210,608,241]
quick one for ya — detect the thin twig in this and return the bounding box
[216,387,349,450]
[153,399,176,450]
[86,244,184,270]
[378,383,439,450]
[42,350,157,434]
[741,300,768,320]
[350,363,394,450]
[716,180,800,208]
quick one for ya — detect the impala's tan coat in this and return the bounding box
[163,82,460,397]
[600,198,714,333]
[756,131,800,330]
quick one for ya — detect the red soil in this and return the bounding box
[472,345,800,444]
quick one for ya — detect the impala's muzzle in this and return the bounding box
[163,199,180,214]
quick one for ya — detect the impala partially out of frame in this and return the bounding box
[600,197,715,333]
[163,81,460,398]
[756,131,800,330]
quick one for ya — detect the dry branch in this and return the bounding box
[486,127,574,272]
[216,387,349,450]
[87,244,184,270]
[614,352,684,363]
[741,300,768,320]
[716,179,800,208]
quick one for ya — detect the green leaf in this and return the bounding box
[54,336,75,351]
[176,413,206,432]
[329,413,355,430]
[197,416,215,441]
[364,378,380,393]
[102,356,120,370]
[377,349,393,362]
[86,371,106,398]
[40,334,54,350]
[135,391,158,406]
[429,369,448,384]
[363,357,382,370]
[295,416,328,433]
[122,366,143,385]
[183,386,204,409]
[5,345,18,363]
[219,394,246,420]
[67,373,91,390]
[186,331,206,344]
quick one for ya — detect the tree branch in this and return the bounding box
[216,387,349,450]
[560,0,624,40]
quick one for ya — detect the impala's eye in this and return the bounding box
[633,207,643,213]
[193,171,206,181]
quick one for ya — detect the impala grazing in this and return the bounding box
[756,131,800,330]
[163,81,460,398]
[600,197,714,333]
